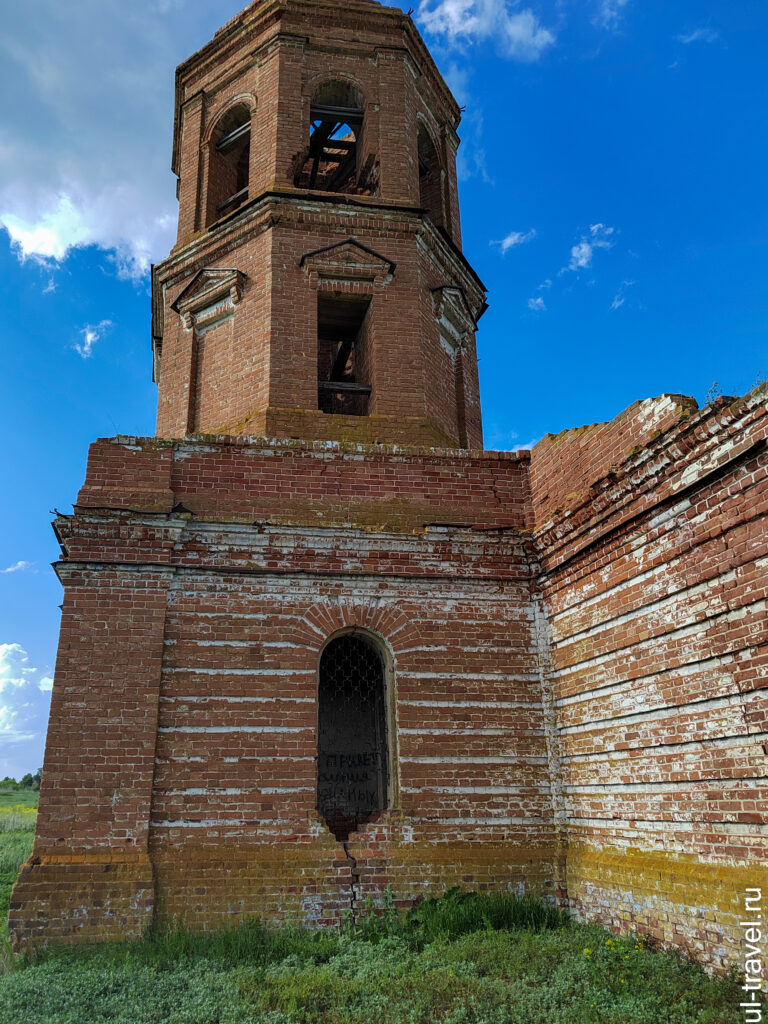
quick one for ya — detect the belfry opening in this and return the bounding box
[317,634,389,842]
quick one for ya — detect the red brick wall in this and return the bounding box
[12,389,768,964]
[12,438,560,944]
[156,0,480,450]
[9,565,172,948]
[11,0,767,972]
[534,387,768,971]
[149,563,558,929]
[76,437,529,529]
[528,394,699,527]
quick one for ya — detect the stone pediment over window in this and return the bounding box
[300,239,396,291]
[172,268,247,333]
[432,285,476,354]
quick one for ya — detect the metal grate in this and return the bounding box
[317,634,388,841]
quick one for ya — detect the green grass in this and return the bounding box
[0,883,757,1024]
[0,790,38,812]
[0,795,36,954]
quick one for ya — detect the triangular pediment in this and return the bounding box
[432,284,477,339]
[300,239,397,280]
[172,268,247,315]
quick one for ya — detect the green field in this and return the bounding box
[0,790,38,812]
[0,851,758,1024]
[0,789,37,963]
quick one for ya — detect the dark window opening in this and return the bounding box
[294,81,376,195]
[317,294,372,417]
[206,104,251,226]
[317,634,389,842]
[418,124,445,229]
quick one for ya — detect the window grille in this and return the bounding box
[317,634,388,841]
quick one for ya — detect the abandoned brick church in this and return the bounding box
[11,0,767,972]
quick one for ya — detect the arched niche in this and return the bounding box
[316,631,390,841]
[205,102,252,227]
[417,122,445,229]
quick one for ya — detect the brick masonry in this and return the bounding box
[11,389,767,967]
[9,0,767,975]
[533,388,768,972]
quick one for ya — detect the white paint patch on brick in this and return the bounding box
[164,639,304,649]
[261,787,315,795]
[152,819,294,828]
[401,727,546,736]
[558,691,759,735]
[403,785,551,795]
[163,667,314,676]
[555,568,739,647]
[160,695,313,704]
[560,731,768,763]
[217,756,314,763]
[401,699,540,710]
[400,755,548,764]
[678,437,742,490]
[163,786,315,795]
[556,653,737,710]
[567,817,768,836]
[402,671,538,682]
[553,602,765,680]
[564,777,766,795]
[157,726,309,734]
[411,816,547,825]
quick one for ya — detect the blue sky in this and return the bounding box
[1,0,766,777]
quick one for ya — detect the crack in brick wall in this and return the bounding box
[10,388,767,971]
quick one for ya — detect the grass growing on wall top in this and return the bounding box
[0,882,758,1024]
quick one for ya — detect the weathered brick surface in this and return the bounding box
[10,0,767,974]
[13,391,768,963]
[155,0,483,449]
[534,386,768,972]
[13,446,558,943]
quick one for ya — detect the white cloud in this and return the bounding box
[0,644,53,777]
[568,240,594,271]
[0,0,231,282]
[457,108,493,183]
[1,561,33,574]
[75,319,113,359]
[596,0,630,29]
[484,424,519,450]
[1,643,39,688]
[417,0,555,61]
[443,62,471,105]
[610,279,635,310]
[528,296,546,311]
[677,28,719,45]
[563,223,616,273]
[494,229,537,255]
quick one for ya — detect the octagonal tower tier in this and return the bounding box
[152,0,486,449]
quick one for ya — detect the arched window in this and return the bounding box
[317,633,389,841]
[295,81,376,195]
[418,123,445,229]
[206,103,251,227]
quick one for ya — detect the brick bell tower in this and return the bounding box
[153,0,486,448]
[11,0,564,949]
